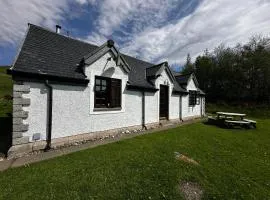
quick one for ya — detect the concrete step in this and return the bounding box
[159,120,175,127]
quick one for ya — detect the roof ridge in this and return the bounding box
[29,24,158,67]
[28,23,99,47]
[120,53,155,66]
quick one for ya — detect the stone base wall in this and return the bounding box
[11,83,30,146]
[8,124,144,157]
[8,119,190,158]
[182,115,202,121]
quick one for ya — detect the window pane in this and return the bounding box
[101,86,106,91]
[96,85,101,91]
[189,90,197,106]
[110,79,121,107]
[96,79,101,85]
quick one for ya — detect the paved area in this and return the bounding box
[0,118,204,171]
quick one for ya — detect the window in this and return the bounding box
[196,95,200,105]
[94,76,121,109]
[189,90,199,106]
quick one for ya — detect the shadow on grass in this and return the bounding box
[203,120,227,129]
[203,120,253,130]
[0,115,12,156]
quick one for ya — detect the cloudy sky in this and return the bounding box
[0,0,270,70]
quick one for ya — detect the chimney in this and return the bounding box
[56,25,61,34]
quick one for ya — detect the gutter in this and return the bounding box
[7,69,89,85]
[44,80,53,151]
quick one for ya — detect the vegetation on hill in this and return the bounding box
[182,36,270,104]
[0,67,12,97]
[0,67,12,154]
[0,67,12,117]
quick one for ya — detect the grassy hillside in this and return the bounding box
[0,67,12,117]
[0,67,12,155]
[0,67,12,97]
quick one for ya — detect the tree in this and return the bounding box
[181,53,194,74]
[190,35,270,104]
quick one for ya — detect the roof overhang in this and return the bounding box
[7,69,89,85]
[126,84,158,92]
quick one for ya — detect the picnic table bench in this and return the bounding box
[216,112,246,120]
[243,119,257,128]
[207,112,257,129]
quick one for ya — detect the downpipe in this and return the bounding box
[142,91,147,130]
[44,80,53,151]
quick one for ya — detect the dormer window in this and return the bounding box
[94,76,121,109]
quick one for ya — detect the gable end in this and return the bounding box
[84,40,130,74]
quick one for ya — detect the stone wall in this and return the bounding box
[9,83,31,155]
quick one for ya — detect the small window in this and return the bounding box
[196,95,200,105]
[94,76,121,109]
[189,90,198,106]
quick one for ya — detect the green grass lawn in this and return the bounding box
[0,120,270,199]
[0,68,269,199]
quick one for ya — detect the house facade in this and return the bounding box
[8,24,205,155]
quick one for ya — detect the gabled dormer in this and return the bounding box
[77,40,131,78]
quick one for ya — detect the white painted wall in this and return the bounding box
[145,92,158,124]
[22,52,142,141]
[23,82,48,141]
[170,95,180,120]
[21,53,204,142]
[181,77,203,119]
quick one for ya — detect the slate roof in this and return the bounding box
[175,73,192,86]
[146,63,164,78]
[11,24,97,81]
[175,73,205,95]
[10,24,186,92]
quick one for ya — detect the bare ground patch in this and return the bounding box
[179,181,203,200]
[174,152,199,165]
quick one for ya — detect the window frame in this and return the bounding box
[196,92,200,105]
[189,90,198,106]
[94,76,122,110]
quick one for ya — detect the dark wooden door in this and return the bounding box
[159,85,169,119]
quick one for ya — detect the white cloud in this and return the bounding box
[74,0,96,5]
[1,0,270,68]
[120,0,270,65]
[0,0,71,47]
[86,0,181,44]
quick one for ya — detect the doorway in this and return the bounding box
[159,85,169,120]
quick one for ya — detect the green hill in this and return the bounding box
[0,67,12,117]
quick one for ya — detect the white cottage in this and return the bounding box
[7,24,205,155]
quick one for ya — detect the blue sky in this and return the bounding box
[1,0,270,71]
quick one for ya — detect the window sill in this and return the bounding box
[93,107,122,112]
